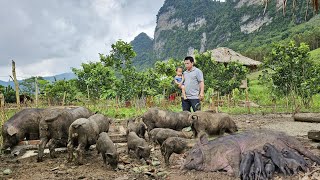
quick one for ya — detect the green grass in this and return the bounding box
[244,64,320,112]
[247,69,264,81]
[310,48,320,65]
[0,109,18,149]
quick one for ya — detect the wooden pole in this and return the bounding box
[211,96,215,110]
[227,94,230,109]
[12,60,20,108]
[35,77,38,107]
[0,93,4,107]
[246,88,250,113]
[86,84,90,100]
[62,91,66,106]
[116,96,119,110]
[217,91,220,112]
[232,89,235,106]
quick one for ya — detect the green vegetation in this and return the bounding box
[131,33,155,70]
[1,39,320,123]
[0,109,17,149]
[310,48,320,64]
[196,51,248,95]
[2,86,15,103]
[132,0,319,68]
[261,41,320,107]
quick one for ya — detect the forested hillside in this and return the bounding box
[131,0,319,68]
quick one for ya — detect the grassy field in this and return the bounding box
[310,47,320,64]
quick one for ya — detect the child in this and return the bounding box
[174,67,187,100]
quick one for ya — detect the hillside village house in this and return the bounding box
[211,47,262,70]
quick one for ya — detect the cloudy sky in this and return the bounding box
[0,0,165,81]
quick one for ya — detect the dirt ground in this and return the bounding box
[1,113,320,180]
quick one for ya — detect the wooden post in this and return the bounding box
[246,88,250,114]
[86,84,90,100]
[116,96,119,110]
[0,93,4,107]
[146,96,150,108]
[227,94,230,109]
[62,91,66,106]
[12,60,20,107]
[211,96,215,110]
[217,91,220,112]
[232,89,236,106]
[35,77,38,107]
[272,99,276,113]
[48,97,51,106]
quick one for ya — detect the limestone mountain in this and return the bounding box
[131,0,319,69]
[131,32,155,70]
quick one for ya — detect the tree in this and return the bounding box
[154,59,184,97]
[0,85,4,93]
[20,76,49,95]
[3,85,16,103]
[138,69,161,96]
[196,51,248,95]
[44,79,79,105]
[72,61,117,100]
[262,41,320,107]
[100,39,165,101]
[100,40,136,70]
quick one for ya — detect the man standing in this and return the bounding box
[181,56,204,112]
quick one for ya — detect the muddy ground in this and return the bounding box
[1,113,320,180]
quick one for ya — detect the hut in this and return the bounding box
[211,47,262,70]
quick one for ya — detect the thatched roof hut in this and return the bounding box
[210,47,262,70]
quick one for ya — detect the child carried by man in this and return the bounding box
[174,67,187,100]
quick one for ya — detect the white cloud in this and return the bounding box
[0,0,165,81]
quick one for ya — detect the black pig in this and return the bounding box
[67,114,111,164]
[160,137,194,166]
[37,107,91,162]
[127,132,150,160]
[96,132,119,170]
[142,108,191,131]
[2,108,44,150]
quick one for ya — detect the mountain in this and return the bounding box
[0,72,76,87]
[130,32,155,70]
[131,0,320,69]
[42,72,76,82]
[0,80,13,87]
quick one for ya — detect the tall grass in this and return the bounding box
[0,108,17,149]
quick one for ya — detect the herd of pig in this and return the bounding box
[2,107,320,180]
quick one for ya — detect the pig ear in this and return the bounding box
[199,134,208,145]
[7,126,18,136]
[45,113,60,122]
[73,122,85,129]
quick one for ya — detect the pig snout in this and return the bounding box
[71,133,78,138]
